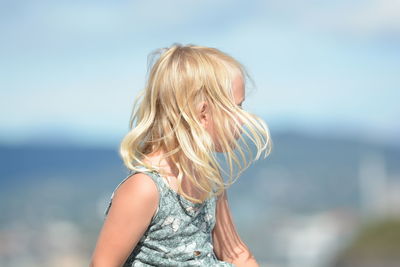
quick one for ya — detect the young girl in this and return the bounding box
[90,44,272,267]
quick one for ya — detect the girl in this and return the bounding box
[90,44,272,267]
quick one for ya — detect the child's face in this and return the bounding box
[201,74,245,152]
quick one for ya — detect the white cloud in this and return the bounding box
[257,0,400,38]
[1,0,237,36]
[301,0,400,38]
[3,0,399,39]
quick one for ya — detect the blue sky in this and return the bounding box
[1,0,399,147]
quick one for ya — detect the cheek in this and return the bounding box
[205,118,216,139]
[206,120,223,152]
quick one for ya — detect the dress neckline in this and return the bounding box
[134,166,212,206]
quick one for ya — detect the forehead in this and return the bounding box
[232,74,245,102]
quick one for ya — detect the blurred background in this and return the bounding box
[1,0,399,266]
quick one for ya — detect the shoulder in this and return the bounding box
[112,172,159,211]
[93,173,160,266]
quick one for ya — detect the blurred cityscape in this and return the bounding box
[0,130,399,267]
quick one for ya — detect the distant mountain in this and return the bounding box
[1,129,398,223]
[220,130,400,220]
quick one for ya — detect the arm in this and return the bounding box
[89,173,159,267]
[212,189,259,267]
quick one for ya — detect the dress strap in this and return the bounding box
[103,166,166,218]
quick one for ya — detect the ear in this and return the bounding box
[198,101,209,128]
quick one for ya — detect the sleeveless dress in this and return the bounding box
[104,166,236,267]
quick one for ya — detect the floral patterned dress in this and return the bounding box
[104,166,236,267]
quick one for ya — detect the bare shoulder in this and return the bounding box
[90,172,160,266]
[111,172,159,212]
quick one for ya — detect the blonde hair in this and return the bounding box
[119,43,272,203]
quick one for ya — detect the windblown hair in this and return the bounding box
[119,43,272,203]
